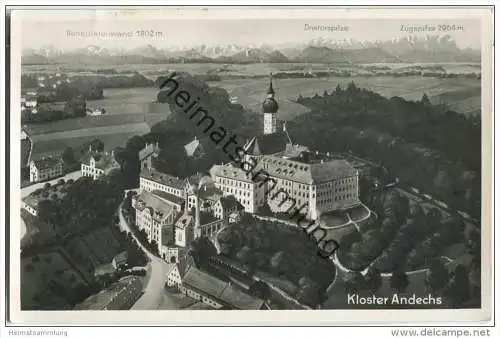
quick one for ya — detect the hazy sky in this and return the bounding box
[15,9,482,50]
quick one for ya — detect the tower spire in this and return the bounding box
[267,73,275,96]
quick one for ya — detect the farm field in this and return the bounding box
[23,63,481,117]
[87,87,161,115]
[23,62,481,77]
[31,123,151,142]
[24,113,166,136]
[29,130,148,160]
[213,75,481,116]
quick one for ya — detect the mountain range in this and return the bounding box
[22,35,480,65]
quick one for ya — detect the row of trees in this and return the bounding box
[343,259,472,308]
[291,82,481,219]
[338,190,466,273]
[22,96,87,124]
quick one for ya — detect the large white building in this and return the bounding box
[139,168,186,198]
[258,155,359,220]
[132,190,178,248]
[81,151,121,180]
[29,156,63,183]
[210,164,267,213]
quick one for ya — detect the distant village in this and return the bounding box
[21,73,105,117]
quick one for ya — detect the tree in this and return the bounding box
[296,284,321,307]
[334,84,342,96]
[270,251,289,274]
[249,281,271,301]
[443,265,471,307]
[390,267,409,293]
[425,259,449,293]
[347,81,358,93]
[89,139,104,152]
[62,147,76,165]
[189,237,217,267]
[365,268,382,292]
[126,135,146,153]
[236,246,252,264]
[421,93,431,105]
[344,271,366,293]
[65,96,86,117]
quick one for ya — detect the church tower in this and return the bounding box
[262,73,279,135]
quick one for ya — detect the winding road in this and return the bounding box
[118,206,174,310]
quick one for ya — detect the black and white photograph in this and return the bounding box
[5,5,494,326]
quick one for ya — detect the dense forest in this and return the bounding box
[289,82,481,219]
[217,214,336,307]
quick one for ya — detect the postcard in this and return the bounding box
[6,6,493,325]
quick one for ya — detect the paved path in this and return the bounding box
[21,171,82,198]
[118,205,174,310]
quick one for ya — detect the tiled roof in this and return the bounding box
[196,185,223,201]
[31,156,62,170]
[199,211,219,226]
[184,172,208,189]
[244,132,289,156]
[259,155,357,184]
[177,251,190,278]
[139,142,159,161]
[73,276,142,310]
[184,137,204,157]
[152,190,184,206]
[82,152,120,171]
[133,190,175,221]
[140,168,185,190]
[182,266,264,310]
[282,143,310,159]
[210,164,255,183]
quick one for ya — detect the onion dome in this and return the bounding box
[263,97,279,114]
[262,73,279,114]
